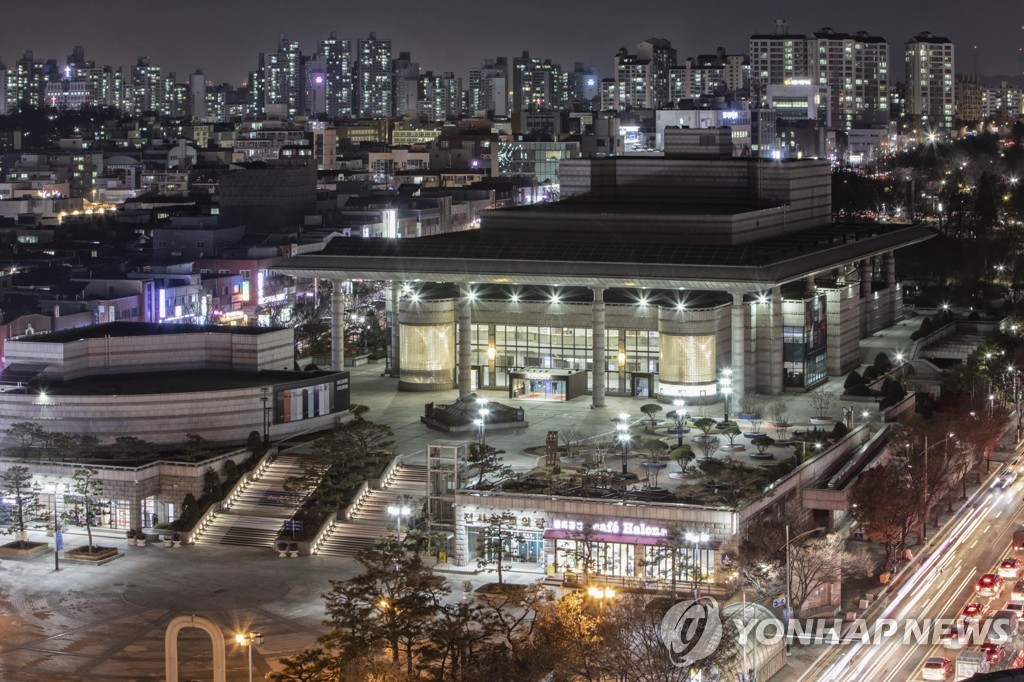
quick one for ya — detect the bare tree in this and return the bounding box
[695,435,720,460]
[807,387,839,420]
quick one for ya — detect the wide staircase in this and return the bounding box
[193,453,321,548]
[315,461,429,557]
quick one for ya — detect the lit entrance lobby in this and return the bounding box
[276,129,933,403]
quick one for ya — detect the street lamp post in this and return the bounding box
[617,412,631,474]
[673,399,687,446]
[235,631,263,682]
[720,368,733,422]
[260,386,271,447]
[476,398,490,452]
[387,503,412,540]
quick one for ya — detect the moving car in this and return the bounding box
[986,610,1020,645]
[922,656,953,680]
[981,642,1008,665]
[994,467,1018,488]
[960,603,990,624]
[1002,601,1024,616]
[1014,529,1024,551]
[998,558,1024,580]
[976,574,1005,598]
[940,625,968,649]
[1012,579,1024,601]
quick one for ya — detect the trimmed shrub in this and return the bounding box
[873,352,892,373]
[862,366,880,382]
[844,370,864,389]
[845,383,875,397]
[830,422,849,440]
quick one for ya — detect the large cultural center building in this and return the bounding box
[277,128,933,405]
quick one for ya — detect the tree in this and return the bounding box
[669,445,694,473]
[299,537,449,676]
[874,352,893,373]
[467,442,513,488]
[807,386,838,419]
[695,435,720,460]
[787,534,872,617]
[477,583,546,672]
[0,465,41,539]
[5,422,44,458]
[692,417,717,439]
[531,590,609,681]
[63,468,107,553]
[641,438,669,460]
[751,435,776,456]
[111,436,156,462]
[850,461,920,569]
[181,432,210,462]
[844,370,864,389]
[721,424,743,447]
[476,511,521,585]
[640,403,662,429]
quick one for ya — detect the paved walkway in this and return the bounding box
[0,330,918,680]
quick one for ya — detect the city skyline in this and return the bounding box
[0,0,1019,86]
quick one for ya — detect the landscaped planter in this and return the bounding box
[721,444,746,452]
[0,540,50,559]
[742,432,762,439]
[749,452,775,460]
[666,427,691,435]
[737,412,762,421]
[64,546,119,562]
[809,418,835,426]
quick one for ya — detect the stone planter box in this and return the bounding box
[0,540,50,559]
[64,546,120,564]
[345,354,371,367]
[809,418,835,426]
[163,538,173,547]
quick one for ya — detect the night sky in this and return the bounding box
[1,0,1020,85]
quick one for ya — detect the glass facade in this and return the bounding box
[783,296,828,388]
[471,323,660,396]
[554,539,715,583]
[659,334,716,384]
[400,322,455,385]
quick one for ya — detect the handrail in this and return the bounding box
[222,449,275,510]
[342,480,371,521]
[310,511,338,554]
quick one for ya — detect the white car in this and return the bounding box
[994,468,1017,489]
[921,656,952,680]
[999,558,1024,580]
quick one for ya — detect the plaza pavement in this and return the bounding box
[0,328,912,680]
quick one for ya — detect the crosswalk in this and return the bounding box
[193,454,321,548]
[314,462,428,557]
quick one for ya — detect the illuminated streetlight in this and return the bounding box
[616,414,631,474]
[235,631,263,682]
[387,504,412,539]
[720,368,733,421]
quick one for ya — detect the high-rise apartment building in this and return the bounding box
[469,57,508,116]
[808,28,889,129]
[568,63,600,110]
[613,48,654,109]
[129,56,164,115]
[512,51,566,112]
[635,37,676,107]
[319,33,352,117]
[262,35,304,119]
[750,21,890,130]
[750,20,810,94]
[905,32,955,130]
[669,49,749,102]
[355,32,393,118]
[392,51,420,117]
[955,74,982,122]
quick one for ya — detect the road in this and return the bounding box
[799,471,1024,682]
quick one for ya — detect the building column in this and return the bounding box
[331,279,346,372]
[731,292,746,399]
[859,259,871,298]
[453,512,469,567]
[806,274,817,296]
[885,251,900,323]
[130,484,144,532]
[389,282,401,376]
[770,286,784,395]
[458,286,473,399]
[591,286,606,408]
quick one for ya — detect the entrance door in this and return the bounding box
[632,374,652,398]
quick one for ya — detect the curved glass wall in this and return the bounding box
[399,322,456,389]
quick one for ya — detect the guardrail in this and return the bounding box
[309,511,339,555]
[342,480,371,521]
[374,453,405,491]
[185,448,276,544]
[222,449,275,510]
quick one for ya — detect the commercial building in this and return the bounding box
[275,128,932,405]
